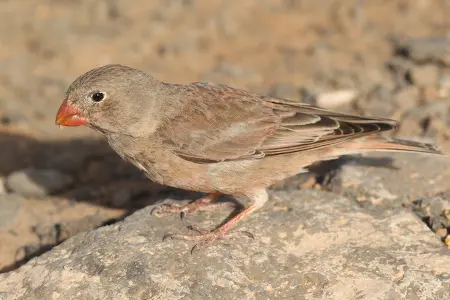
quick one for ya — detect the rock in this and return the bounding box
[437,227,448,238]
[33,214,107,246]
[0,190,449,299]
[396,101,450,138]
[316,89,358,109]
[5,168,73,197]
[410,64,439,87]
[395,37,450,65]
[412,191,450,237]
[326,152,450,211]
[0,194,22,228]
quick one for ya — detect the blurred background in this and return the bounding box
[1,0,450,272]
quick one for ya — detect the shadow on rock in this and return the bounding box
[0,131,204,209]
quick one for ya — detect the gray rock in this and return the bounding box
[0,190,448,299]
[0,194,22,228]
[326,152,450,210]
[395,37,450,65]
[33,214,107,245]
[5,168,73,197]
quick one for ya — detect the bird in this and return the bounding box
[56,64,443,248]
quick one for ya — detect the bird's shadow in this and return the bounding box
[0,131,397,272]
[0,131,204,208]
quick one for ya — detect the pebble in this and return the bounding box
[5,168,74,197]
[316,89,358,109]
[436,227,448,238]
[0,194,22,228]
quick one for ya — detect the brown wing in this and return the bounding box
[157,82,397,163]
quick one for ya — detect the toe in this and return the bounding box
[150,206,164,216]
[151,203,184,216]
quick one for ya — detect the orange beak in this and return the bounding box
[55,100,88,126]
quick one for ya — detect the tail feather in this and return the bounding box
[352,136,444,155]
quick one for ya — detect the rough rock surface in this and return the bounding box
[0,190,449,300]
[326,152,450,210]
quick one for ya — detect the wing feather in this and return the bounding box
[156,82,397,163]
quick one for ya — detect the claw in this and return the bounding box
[186,225,209,235]
[151,206,162,216]
[162,233,174,242]
[190,244,200,254]
[239,230,255,239]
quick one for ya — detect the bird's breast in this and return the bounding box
[105,134,213,192]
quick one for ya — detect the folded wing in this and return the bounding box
[157,82,397,163]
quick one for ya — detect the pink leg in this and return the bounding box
[163,189,268,249]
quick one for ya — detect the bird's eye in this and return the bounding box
[91,92,105,102]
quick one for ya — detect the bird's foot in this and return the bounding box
[151,192,234,219]
[162,225,254,252]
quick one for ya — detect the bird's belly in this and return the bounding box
[126,151,214,193]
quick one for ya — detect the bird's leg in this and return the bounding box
[163,189,268,249]
[151,192,234,218]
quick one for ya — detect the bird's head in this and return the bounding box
[56,64,160,135]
